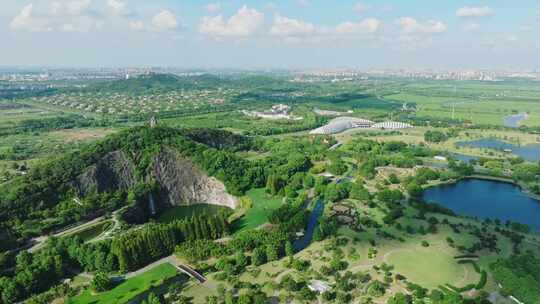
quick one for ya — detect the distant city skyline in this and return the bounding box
[2,0,540,69]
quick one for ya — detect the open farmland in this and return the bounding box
[385,81,540,127]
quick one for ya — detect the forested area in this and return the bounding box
[0,114,105,137]
[113,213,229,272]
[0,211,229,302]
[1,115,539,303]
[490,252,540,304]
[0,126,261,248]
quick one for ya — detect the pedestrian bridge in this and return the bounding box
[175,264,206,283]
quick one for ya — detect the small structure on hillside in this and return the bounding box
[149,116,157,128]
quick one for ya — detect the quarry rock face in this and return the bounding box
[75,151,135,196]
[75,148,237,209]
[151,148,237,209]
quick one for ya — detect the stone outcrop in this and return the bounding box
[150,148,237,209]
[74,151,135,196]
[73,147,237,209]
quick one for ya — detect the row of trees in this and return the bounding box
[0,211,229,302]
[113,213,229,272]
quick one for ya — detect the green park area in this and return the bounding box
[68,263,178,304]
[232,188,284,233]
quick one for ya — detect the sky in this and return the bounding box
[1,0,540,69]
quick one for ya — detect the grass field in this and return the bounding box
[68,263,178,304]
[386,246,473,290]
[385,81,540,127]
[232,188,283,233]
[0,101,63,126]
[158,204,229,223]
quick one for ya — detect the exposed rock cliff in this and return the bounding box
[151,148,237,209]
[74,151,135,196]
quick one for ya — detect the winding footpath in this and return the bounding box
[79,255,206,284]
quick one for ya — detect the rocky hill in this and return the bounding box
[151,147,237,208]
[0,127,262,246]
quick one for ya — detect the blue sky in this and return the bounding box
[1,0,540,69]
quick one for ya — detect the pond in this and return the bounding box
[448,152,478,163]
[293,198,325,251]
[423,179,540,231]
[503,113,527,128]
[456,138,540,161]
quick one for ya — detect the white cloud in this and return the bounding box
[50,0,93,16]
[269,14,315,37]
[129,20,144,31]
[456,6,494,18]
[397,17,447,34]
[199,5,264,38]
[152,10,180,32]
[353,3,370,14]
[9,4,52,32]
[269,14,380,41]
[296,0,310,7]
[59,18,103,32]
[205,3,221,13]
[331,18,380,35]
[11,1,105,32]
[107,0,131,16]
[66,0,92,15]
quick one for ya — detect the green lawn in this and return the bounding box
[232,188,283,233]
[158,204,229,223]
[386,246,471,289]
[68,263,178,304]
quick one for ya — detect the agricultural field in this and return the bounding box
[385,81,540,127]
[0,101,63,126]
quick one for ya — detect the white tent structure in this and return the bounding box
[372,121,412,129]
[310,117,374,134]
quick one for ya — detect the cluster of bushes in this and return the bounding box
[490,252,540,303]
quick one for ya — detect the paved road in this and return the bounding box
[28,216,106,253]
[28,206,128,252]
[124,256,180,279]
[80,255,206,284]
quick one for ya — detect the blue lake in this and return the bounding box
[456,138,540,162]
[423,179,540,231]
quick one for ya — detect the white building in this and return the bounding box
[308,280,331,294]
[371,121,412,129]
[310,117,374,134]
